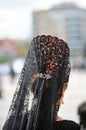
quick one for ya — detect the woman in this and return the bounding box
[3,35,80,130]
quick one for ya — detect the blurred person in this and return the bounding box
[9,63,16,82]
[3,35,80,130]
[78,101,86,130]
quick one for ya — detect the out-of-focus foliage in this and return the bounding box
[0,55,9,63]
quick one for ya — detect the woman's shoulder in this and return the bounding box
[55,120,80,130]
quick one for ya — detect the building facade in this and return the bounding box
[32,3,86,57]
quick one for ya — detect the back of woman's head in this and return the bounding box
[32,35,71,97]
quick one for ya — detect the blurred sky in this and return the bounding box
[0,0,86,39]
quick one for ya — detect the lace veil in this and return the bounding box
[3,35,71,130]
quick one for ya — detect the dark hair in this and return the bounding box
[78,101,86,127]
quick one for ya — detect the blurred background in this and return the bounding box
[0,0,86,129]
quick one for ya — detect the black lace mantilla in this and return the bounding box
[3,35,71,130]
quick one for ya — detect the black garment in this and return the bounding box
[55,120,80,130]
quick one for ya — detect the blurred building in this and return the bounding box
[32,3,86,57]
[15,40,29,57]
[0,39,16,59]
[0,39,29,62]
